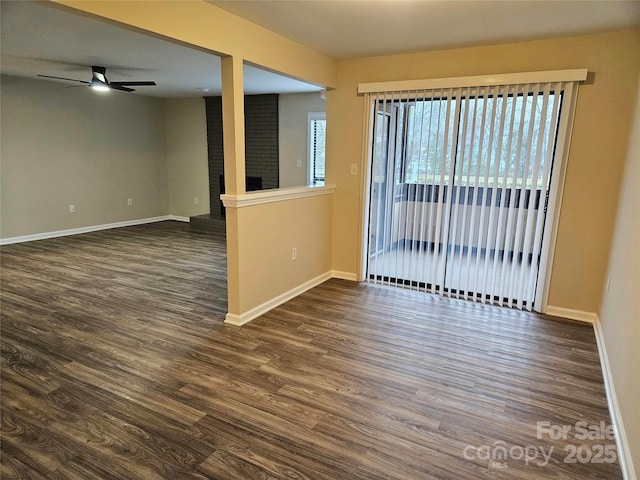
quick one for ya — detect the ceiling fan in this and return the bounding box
[37,65,156,92]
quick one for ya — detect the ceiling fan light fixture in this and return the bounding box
[90,67,110,92]
[91,84,110,92]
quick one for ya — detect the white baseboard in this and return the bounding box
[224,271,333,326]
[0,216,175,245]
[169,215,190,222]
[593,316,636,480]
[545,305,597,323]
[225,270,361,326]
[331,270,358,281]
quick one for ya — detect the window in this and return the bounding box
[308,112,326,185]
[401,92,560,188]
[402,98,456,185]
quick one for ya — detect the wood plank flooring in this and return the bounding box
[1,221,622,479]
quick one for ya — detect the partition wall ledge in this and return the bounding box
[221,184,335,208]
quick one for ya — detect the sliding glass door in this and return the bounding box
[366,82,567,311]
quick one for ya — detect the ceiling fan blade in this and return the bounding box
[110,81,156,86]
[110,85,135,93]
[37,74,89,84]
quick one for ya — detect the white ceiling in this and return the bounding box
[2,1,639,98]
[212,0,640,59]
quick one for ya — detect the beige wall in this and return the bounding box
[0,75,168,239]
[279,92,326,188]
[599,75,640,477]
[227,193,333,315]
[164,97,210,218]
[327,29,640,314]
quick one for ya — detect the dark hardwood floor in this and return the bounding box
[1,221,622,479]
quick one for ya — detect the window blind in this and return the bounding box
[363,70,585,311]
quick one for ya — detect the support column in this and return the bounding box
[221,55,246,195]
[221,55,245,320]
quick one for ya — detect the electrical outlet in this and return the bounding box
[127,198,133,206]
[68,204,75,213]
[291,247,297,261]
[296,159,302,168]
[194,197,199,205]
[350,163,358,175]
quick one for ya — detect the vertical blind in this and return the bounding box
[362,72,584,311]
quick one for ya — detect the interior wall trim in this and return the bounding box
[221,184,335,209]
[0,216,173,245]
[593,316,636,480]
[224,271,333,326]
[331,270,358,281]
[545,305,597,323]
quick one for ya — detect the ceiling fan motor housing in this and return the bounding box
[91,66,108,86]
